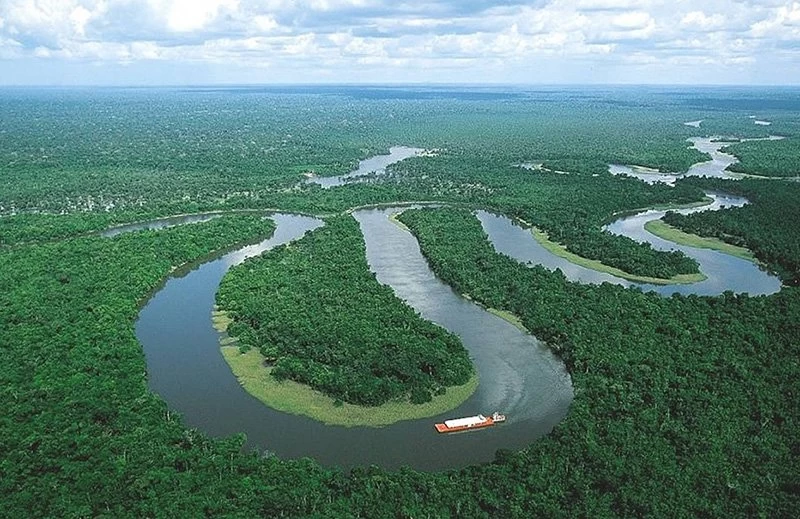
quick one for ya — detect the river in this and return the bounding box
[478,191,781,297]
[609,136,785,185]
[306,146,424,188]
[135,208,573,470]
[132,141,779,471]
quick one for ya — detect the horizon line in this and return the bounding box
[2,82,800,89]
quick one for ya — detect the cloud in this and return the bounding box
[153,0,240,33]
[577,0,649,12]
[681,11,726,31]
[0,0,799,84]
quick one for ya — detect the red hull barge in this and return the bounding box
[435,412,506,433]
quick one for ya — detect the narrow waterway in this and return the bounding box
[307,146,423,188]
[135,208,572,471]
[102,213,223,237]
[609,136,785,185]
[478,191,781,296]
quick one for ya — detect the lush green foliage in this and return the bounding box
[664,177,800,284]
[217,214,473,406]
[0,86,721,279]
[387,154,704,278]
[724,138,800,177]
[2,86,800,517]
[399,207,799,517]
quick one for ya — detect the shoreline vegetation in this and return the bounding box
[212,215,477,424]
[213,308,478,427]
[643,220,757,263]
[528,225,706,285]
[4,86,799,517]
[512,197,717,285]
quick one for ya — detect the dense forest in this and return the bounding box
[1,85,799,517]
[0,87,723,280]
[384,153,705,279]
[723,138,800,177]
[398,207,799,516]
[663,178,800,284]
[216,214,473,406]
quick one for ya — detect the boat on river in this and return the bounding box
[435,412,506,433]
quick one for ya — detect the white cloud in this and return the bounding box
[0,0,798,84]
[577,0,648,11]
[750,2,800,39]
[681,11,726,31]
[252,14,279,33]
[611,11,653,30]
[149,0,239,33]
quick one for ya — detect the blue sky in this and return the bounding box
[1,0,799,85]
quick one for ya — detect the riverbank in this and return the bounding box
[529,226,706,285]
[643,220,756,262]
[213,308,479,427]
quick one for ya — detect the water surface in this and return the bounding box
[102,213,222,237]
[307,146,423,188]
[609,136,785,184]
[136,209,573,470]
[479,192,781,297]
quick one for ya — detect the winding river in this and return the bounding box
[135,208,573,470]
[132,140,781,471]
[307,146,424,188]
[609,136,785,185]
[478,191,781,297]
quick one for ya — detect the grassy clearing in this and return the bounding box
[648,197,714,211]
[211,308,233,332]
[463,294,529,332]
[486,307,528,333]
[530,228,707,285]
[220,346,478,427]
[644,220,756,262]
[214,308,478,427]
[388,212,412,232]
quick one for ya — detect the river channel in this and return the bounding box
[135,208,573,471]
[307,146,424,188]
[133,141,779,471]
[609,136,785,185]
[478,190,781,297]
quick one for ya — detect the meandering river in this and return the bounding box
[306,146,424,188]
[478,191,781,297]
[609,136,785,185]
[131,141,780,470]
[135,208,573,470]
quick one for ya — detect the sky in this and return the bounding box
[0,0,799,85]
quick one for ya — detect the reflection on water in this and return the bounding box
[355,208,572,423]
[137,209,573,471]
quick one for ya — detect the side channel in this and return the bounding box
[478,192,781,297]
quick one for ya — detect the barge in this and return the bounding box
[435,412,506,433]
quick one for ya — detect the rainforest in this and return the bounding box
[1,85,798,517]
